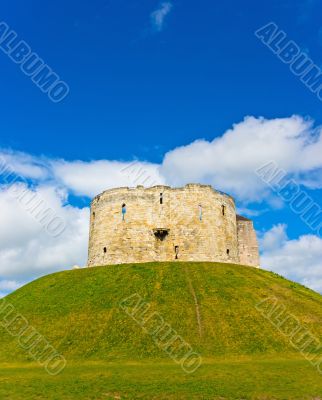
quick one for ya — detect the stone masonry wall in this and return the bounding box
[236,216,260,267]
[87,184,260,267]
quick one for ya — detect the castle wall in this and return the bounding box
[87,184,241,266]
[236,216,260,268]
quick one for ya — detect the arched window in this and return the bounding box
[226,249,230,255]
[222,205,226,216]
[103,247,107,253]
[160,193,163,204]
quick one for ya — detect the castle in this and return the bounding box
[87,184,260,267]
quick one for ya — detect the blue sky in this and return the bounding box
[0,0,322,294]
[2,0,322,160]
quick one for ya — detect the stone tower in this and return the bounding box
[87,184,260,267]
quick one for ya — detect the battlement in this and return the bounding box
[87,184,259,267]
[92,184,234,205]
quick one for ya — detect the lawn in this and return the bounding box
[0,356,321,399]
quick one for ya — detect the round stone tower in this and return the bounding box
[87,184,259,267]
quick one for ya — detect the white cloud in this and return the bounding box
[161,115,322,201]
[0,184,89,282]
[0,149,49,180]
[2,115,322,204]
[260,223,288,251]
[52,159,165,198]
[0,280,23,292]
[235,207,268,218]
[150,2,173,32]
[260,224,322,293]
[0,280,24,298]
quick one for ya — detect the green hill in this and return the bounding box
[1,262,322,362]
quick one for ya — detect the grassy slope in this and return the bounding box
[1,262,322,399]
[1,261,322,363]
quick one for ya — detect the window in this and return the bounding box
[103,247,107,253]
[174,245,179,259]
[122,203,126,221]
[222,205,226,216]
[198,204,202,221]
[160,193,163,204]
[226,249,230,255]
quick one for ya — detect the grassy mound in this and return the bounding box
[1,262,322,363]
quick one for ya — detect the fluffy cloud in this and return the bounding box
[3,115,322,204]
[53,160,165,198]
[0,280,22,291]
[161,115,322,201]
[0,280,24,298]
[150,2,173,32]
[0,149,48,180]
[0,183,89,284]
[50,116,322,203]
[260,224,322,293]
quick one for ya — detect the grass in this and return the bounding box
[1,262,322,399]
[0,357,322,399]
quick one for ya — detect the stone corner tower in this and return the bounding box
[87,183,260,268]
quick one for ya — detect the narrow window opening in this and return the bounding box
[174,245,179,260]
[160,193,163,205]
[122,203,126,221]
[226,249,230,255]
[103,247,107,253]
[198,204,202,221]
[222,205,226,216]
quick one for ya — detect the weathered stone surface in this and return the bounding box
[236,215,260,267]
[87,184,260,267]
